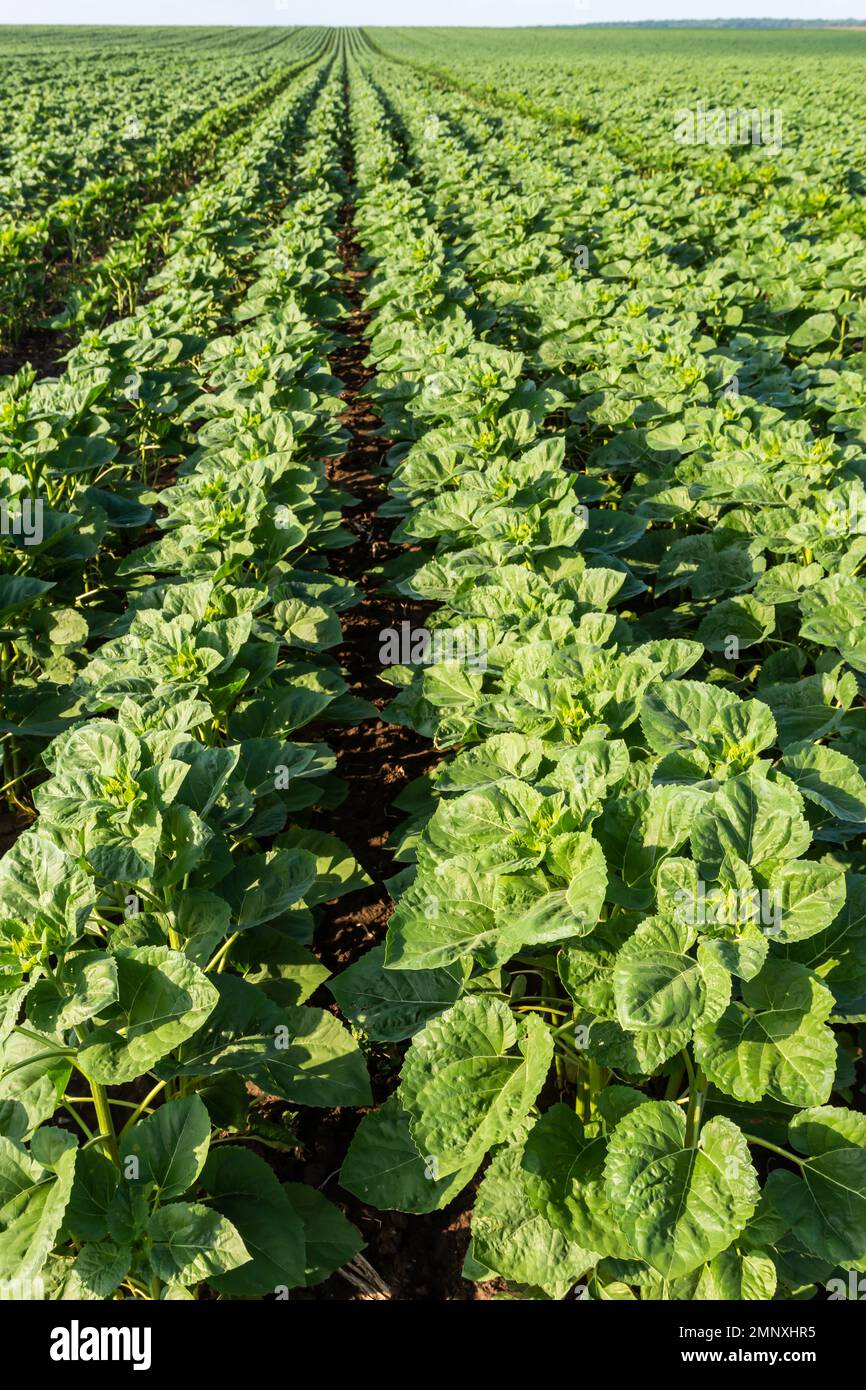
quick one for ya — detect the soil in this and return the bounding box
[271,111,495,1301]
[0,327,71,380]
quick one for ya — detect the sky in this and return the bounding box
[5,0,866,27]
[3,0,866,27]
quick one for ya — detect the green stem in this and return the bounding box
[62,1101,94,1140]
[587,1058,606,1115]
[119,1080,168,1138]
[743,1134,804,1166]
[681,1047,696,1091]
[1,1047,74,1081]
[664,1064,685,1100]
[205,931,239,974]
[684,1061,706,1148]
[88,1080,120,1165]
[65,1096,155,1111]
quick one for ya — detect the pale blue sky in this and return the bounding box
[3,1,866,27]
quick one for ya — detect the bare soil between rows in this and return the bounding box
[272,134,497,1301]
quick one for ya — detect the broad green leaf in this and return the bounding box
[693,1248,777,1300]
[29,952,118,1032]
[604,1101,759,1279]
[76,948,218,1085]
[339,1095,477,1213]
[471,1139,596,1298]
[788,1105,866,1156]
[0,831,95,948]
[788,311,836,348]
[202,1148,306,1295]
[230,931,328,1007]
[65,1148,118,1241]
[400,997,553,1177]
[221,848,317,928]
[698,596,774,652]
[0,1033,72,1142]
[120,1095,211,1202]
[252,1005,372,1108]
[274,829,371,905]
[767,1152,866,1266]
[779,741,866,823]
[72,1240,132,1298]
[613,916,726,1034]
[694,960,836,1107]
[768,860,846,943]
[522,1105,634,1259]
[146,1201,250,1286]
[691,768,811,875]
[281,1183,363,1286]
[330,944,463,1041]
[0,1143,77,1282]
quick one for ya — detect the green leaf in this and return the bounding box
[231,932,328,1007]
[0,831,95,949]
[613,916,727,1034]
[693,1248,777,1300]
[522,1105,634,1259]
[788,1105,866,1156]
[274,829,371,905]
[281,1183,363,1286]
[767,1152,866,1266]
[76,947,218,1085]
[339,1095,477,1213]
[120,1095,211,1202]
[604,1101,759,1279]
[201,1148,306,1295]
[779,741,866,823]
[329,944,463,1041]
[691,768,811,875]
[471,1139,596,1298]
[65,1148,118,1241]
[252,1005,373,1108]
[0,1143,77,1282]
[788,311,836,348]
[29,952,118,1032]
[0,1033,72,1142]
[769,859,846,943]
[72,1239,132,1298]
[697,596,774,652]
[399,996,553,1177]
[146,1201,251,1286]
[694,960,836,1107]
[221,848,317,928]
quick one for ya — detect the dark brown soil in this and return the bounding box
[277,110,491,1301]
[304,208,439,973]
[0,327,70,380]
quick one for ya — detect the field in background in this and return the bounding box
[2,25,866,1309]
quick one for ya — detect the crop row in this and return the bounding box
[0,27,328,223]
[0,37,340,348]
[0,58,336,804]
[329,48,866,1301]
[0,64,379,1301]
